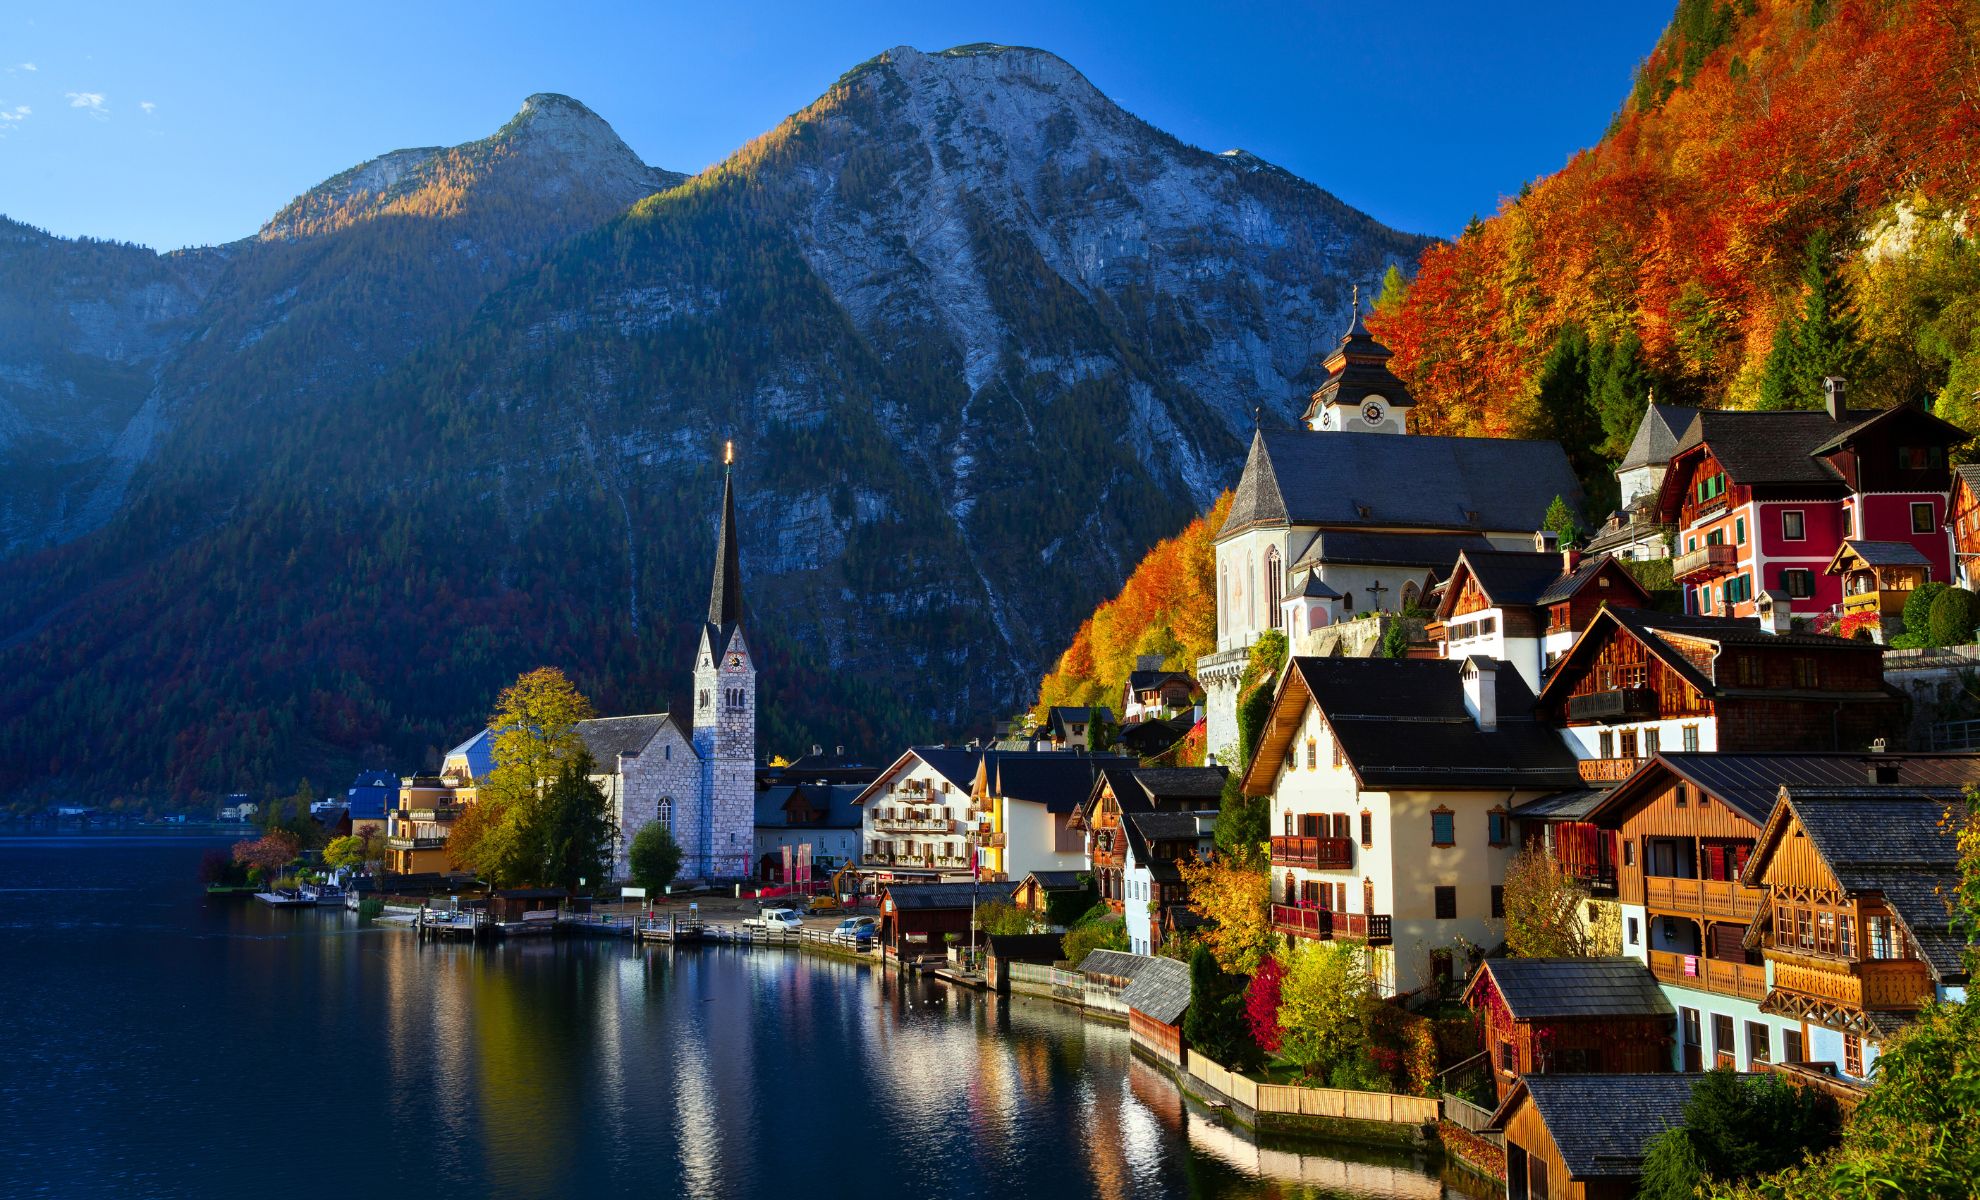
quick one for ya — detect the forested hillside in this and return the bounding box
[1372,0,1980,509]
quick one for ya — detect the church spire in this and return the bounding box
[707,441,742,633]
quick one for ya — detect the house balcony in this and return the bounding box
[873,815,955,833]
[1269,903,1391,945]
[400,806,462,823]
[1769,957,1935,1012]
[1841,589,1906,618]
[1269,835,1354,870]
[387,836,447,851]
[1644,875,1762,921]
[1577,757,1642,784]
[1567,688,1658,725]
[1672,543,1738,582]
[1649,949,1767,1002]
[980,831,1006,848]
[1571,863,1620,896]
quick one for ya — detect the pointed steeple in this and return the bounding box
[707,441,743,635]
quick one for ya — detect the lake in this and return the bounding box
[0,834,1456,1199]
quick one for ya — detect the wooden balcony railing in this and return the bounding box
[873,815,954,833]
[1577,757,1641,784]
[387,836,447,851]
[1270,835,1354,870]
[1269,903,1392,945]
[1770,957,1933,1011]
[1649,949,1767,1001]
[1673,543,1738,581]
[1567,688,1659,724]
[1841,589,1905,617]
[1645,875,1762,921]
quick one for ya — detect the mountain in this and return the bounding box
[1371,0,1980,490]
[0,45,1430,807]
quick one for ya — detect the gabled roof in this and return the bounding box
[1132,766,1229,804]
[1956,463,1980,497]
[1827,539,1932,572]
[1120,955,1192,1025]
[1807,400,1970,457]
[576,713,688,766]
[1123,810,1216,884]
[1667,408,1868,488]
[754,782,864,829]
[1219,428,1581,540]
[1536,606,1886,708]
[1126,669,1194,693]
[443,729,496,781]
[1587,751,1980,829]
[992,754,1135,814]
[1745,786,1971,979]
[1489,1075,1704,1178]
[882,882,1012,911]
[1047,706,1114,734]
[1244,658,1582,794]
[1538,555,1651,608]
[851,745,992,806]
[1620,403,1699,471]
[1439,550,1573,617]
[1463,957,1674,1021]
[1012,870,1086,892]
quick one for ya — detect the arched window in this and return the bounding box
[1266,547,1284,629]
[1401,581,1419,613]
[657,798,672,829]
[1247,551,1257,629]
[1219,564,1228,636]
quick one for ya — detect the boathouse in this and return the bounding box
[983,933,1064,992]
[1462,957,1675,1100]
[1121,955,1191,1065]
[1490,1074,1703,1200]
[877,882,1011,959]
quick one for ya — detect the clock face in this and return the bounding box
[728,653,743,667]
[1361,396,1388,426]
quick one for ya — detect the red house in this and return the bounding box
[1657,382,1967,620]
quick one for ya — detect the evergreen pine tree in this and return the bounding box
[1759,230,1862,410]
[1534,324,1607,506]
[1591,329,1652,463]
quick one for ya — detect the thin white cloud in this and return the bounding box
[0,105,29,120]
[66,91,107,117]
[139,100,155,114]
[18,63,36,72]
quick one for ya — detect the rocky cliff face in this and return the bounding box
[0,46,1430,804]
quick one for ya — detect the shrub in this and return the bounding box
[357,898,385,921]
[628,822,682,892]
[1183,943,1258,1070]
[1930,586,1979,648]
[1904,581,1950,638]
[1060,903,1127,967]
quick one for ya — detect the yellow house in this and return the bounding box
[385,731,485,875]
[971,751,1132,883]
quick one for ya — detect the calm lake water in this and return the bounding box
[0,834,1454,1199]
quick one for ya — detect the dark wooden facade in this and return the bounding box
[1499,1094,1635,1200]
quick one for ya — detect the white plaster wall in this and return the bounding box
[614,723,701,879]
[1005,801,1085,881]
[1558,717,1718,760]
[861,759,973,863]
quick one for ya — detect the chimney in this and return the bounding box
[1461,657,1498,731]
[836,745,845,756]
[1824,376,1846,421]
[1562,546,1583,574]
[1867,761,1900,785]
[1756,589,1792,635]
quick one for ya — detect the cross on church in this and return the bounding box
[1365,579,1389,610]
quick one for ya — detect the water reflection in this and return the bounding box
[0,836,1456,1200]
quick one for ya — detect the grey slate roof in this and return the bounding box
[1514,789,1611,821]
[1079,949,1154,983]
[1120,955,1193,1025]
[1957,463,1980,496]
[1545,607,1885,705]
[1456,550,1574,608]
[1220,428,1581,539]
[754,783,864,829]
[1620,403,1698,471]
[1623,753,1980,827]
[1837,539,1932,568]
[994,754,1136,814]
[1537,555,1645,607]
[1290,657,1584,790]
[1779,789,1967,976]
[1014,870,1087,892]
[1132,767,1229,804]
[1294,570,1343,599]
[1124,810,1216,884]
[1496,1075,1704,1177]
[883,883,1014,911]
[576,714,684,766]
[1303,530,1497,569]
[1671,409,1865,487]
[1472,958,1673,1021]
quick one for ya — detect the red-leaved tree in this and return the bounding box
[232,831,300,878]
[1245,953,1285,1054]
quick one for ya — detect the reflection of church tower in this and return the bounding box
[691,444,756,880]
[1299,285,1414,434]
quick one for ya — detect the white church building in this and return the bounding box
[1198,298,1581,761]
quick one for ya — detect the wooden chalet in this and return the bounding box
[1536,606,1903,773]
[1742,779,1975,1080]
[1070,765,1226,913]
[1490,1074,1705,1200]
[1825,539,1932,636]
[1430,545,1650,694]
[1462,958,1674,1100]
[1120,954,1192,1066]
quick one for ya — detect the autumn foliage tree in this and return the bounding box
[1502,848,1594,959]
[1176,853,1271,976]
[232,831,300,881]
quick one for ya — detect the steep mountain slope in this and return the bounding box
[0,46,1429,806]
[0,94,683,560]
[0,220,223,555]
[1372,0,1980,473]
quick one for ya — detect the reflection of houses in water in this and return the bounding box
[1182,1113,1445,1198]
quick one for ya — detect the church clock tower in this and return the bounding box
[691,442,756,880]
[1300,285,1414,435]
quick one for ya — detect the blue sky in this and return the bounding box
[0,1,1672,251]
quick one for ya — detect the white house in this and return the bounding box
[1247,655,1583,996]
[851,746,988,878]
[1121,809,1216,956]
[1431,546,1653,694]
[973,752,1135,882]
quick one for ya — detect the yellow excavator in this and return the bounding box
[806,865,863,913]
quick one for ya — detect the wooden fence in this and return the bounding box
[1184,1052,1439,1125]
[1440,1092,1500,1137]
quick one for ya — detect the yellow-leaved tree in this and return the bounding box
[1176,854,1271,976]
[450,666,596,886]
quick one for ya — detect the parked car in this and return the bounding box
[832,915,877,943]
[744,907,803,932]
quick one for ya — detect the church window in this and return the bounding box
[1341,590,1353,613]
[657,798,672,829]
[1266,548,1284,630]
[699,690,709,710]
